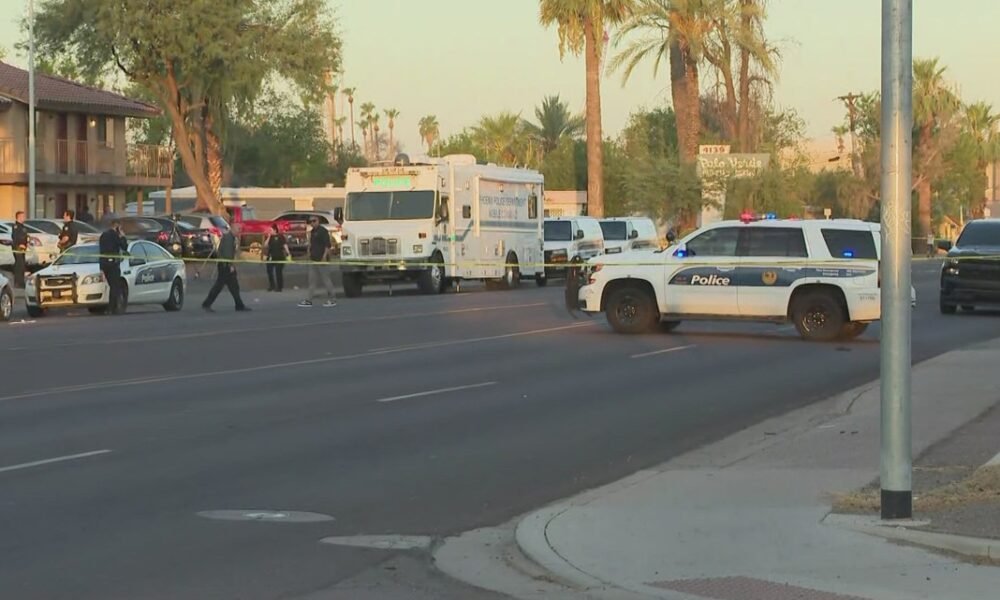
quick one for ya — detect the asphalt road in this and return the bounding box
[1,259,997,599]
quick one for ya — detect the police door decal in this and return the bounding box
[670,266,875,287]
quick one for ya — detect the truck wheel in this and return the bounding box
[660,320,681,333]
[605,286,658,334]
[163,279,184,311]
[837,321,869,340]
[501,253,520,290]
[535,272,548,287]
[27,305,44,318]
[791,291,845,341]
[342,273,364,298]
[0,287,12,322]
[417,254,445,295]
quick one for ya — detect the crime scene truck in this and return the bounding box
[339,154,545,297]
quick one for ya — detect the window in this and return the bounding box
[121,218,161,235]
[143,242,172,261]
[528,193,538,220]
[821,229,878,259]
[346,191,436,221]
[54,245,100,265]
[956,221,1000,247]
[600,221,628,241]
[685,227,740,257]
[544,220,573,242]
[209,216,230,230]
[129,243,149,262]
[743,228,808,258]
[462,205,472,219]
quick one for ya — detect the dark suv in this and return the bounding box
[939,219,1000,314]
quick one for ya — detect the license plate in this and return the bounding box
[52,291,62,299]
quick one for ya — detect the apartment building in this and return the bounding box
[0,61,171,219]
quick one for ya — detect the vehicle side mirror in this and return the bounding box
[574,229,585,241]
[129,257,146,267]
[436,202,449,223]
[937,240,952,251]
[629,229,639,240]
[334,207,344,224]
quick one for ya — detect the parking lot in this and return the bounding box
[2,259,999,598]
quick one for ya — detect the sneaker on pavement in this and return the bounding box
[236,306,252,312]
[323,300,337,307]
[298,300,313,308]
[202,305,214,313]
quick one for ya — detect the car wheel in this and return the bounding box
[660,320,681,333]
[417,254,445,295]
[939,297,957,315]
[26,305,44,318]
[163,278,184,311]
[0,286,12,322]
[605,286,658,334]
[791,291,846,342]
[837,321,869,341]
[342,272,364,298]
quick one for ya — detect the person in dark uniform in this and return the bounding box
[11,211,29,289]
[202,224,250,312]
[77,206,95,225]
[564,256,584,318]
[99,219,129,315]
[58,210,78,252]
[264,223,290,292]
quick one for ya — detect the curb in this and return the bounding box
[514,505,609,592]
[824,513,1000,560]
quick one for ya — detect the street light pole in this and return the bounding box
[28,0,37,218]
[880,0,913,521]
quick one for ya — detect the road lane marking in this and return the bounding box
[376,382,498,404]
[0,322,594,402]
[0,449,112,474]
[631,345,696,359]
[0,302,551,352]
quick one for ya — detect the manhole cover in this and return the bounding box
[197,510,334,523]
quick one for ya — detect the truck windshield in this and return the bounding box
[54,245,101,265]
[600,221,628,241]
[347,190,435,221]
[544,221,573,242]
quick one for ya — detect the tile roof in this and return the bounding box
[0,62,160,118]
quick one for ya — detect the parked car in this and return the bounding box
[0,271,12,322]
[0,232,14,268]
[274,210,343,256]
[26,219,101,244]
[600,217,660,254]
[939,219,1000,314]
[218,203,308,256]
[178,213,230,250]
[0,222,60,267]
[542,217,605,282]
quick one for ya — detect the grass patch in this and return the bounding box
[833,465,1000,514]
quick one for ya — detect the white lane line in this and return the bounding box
[0,322,594,403]
[1,302,550,352]
[0,449,112,475]
[376,382,498,404]
[631,344,696,359]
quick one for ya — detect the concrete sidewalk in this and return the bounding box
[513,339,1000,599]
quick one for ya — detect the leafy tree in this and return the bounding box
[540,0,635,217]
[472,112,532,166]
[523,95,585,154]
[32,0,341,213]
[541,137,588,190]
[912,57,961,237]
[431,131,483,162]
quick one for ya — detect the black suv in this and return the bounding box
[939,219,1000,314]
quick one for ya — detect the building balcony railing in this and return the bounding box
[0,138,22,174]
[127,144,173,179]
[75,141,88,175]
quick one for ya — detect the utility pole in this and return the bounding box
[879,0,913,521]
[837,93,865,179]
[28,0,37,218]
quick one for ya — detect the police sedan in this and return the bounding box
[0,272,12,322]
[25,240,186,318]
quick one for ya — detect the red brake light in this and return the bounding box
[208,226,222,237]
[157,231,170,242]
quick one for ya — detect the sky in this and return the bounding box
[2,0,998,154]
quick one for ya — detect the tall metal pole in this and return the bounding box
[28,0,37,218]
[880,0,913,521]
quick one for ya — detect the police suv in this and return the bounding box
[579,218,899,341]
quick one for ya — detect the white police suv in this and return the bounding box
[579,217,905,341]
[25,240,186,318]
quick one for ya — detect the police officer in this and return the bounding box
[11,211,29,289]
[59,210,78,252]
[99,219,128,315]
[202,223,250,312]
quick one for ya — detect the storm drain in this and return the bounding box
[650,576,871,600]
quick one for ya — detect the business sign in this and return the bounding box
[696,154,771,180]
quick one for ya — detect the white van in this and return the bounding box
[600,217,659,254]
[543,216,604,279]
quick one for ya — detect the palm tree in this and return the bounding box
[540,0,635,218]
[373,115,382,162]
[611,0,718,164]
[418,115,441,152]
[913,58,961,238]
[343,87,358,147]
[385,109,400,158]
[472,112,527,166]
[523,94,585,154]
[334,116,348,149]
[964,102,1000,215]
[360,102,376,159]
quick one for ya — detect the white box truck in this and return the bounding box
[339,155,545,297]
